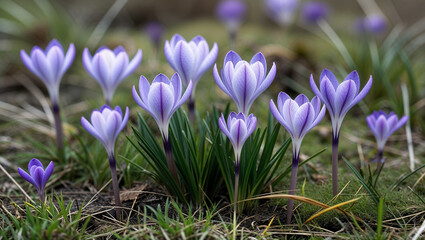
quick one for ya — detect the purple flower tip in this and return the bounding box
[18,158,54,200]
[214,50,276,115]
[81,105,129,157]
[83,47,143,103]
[133,73,193,139]
[270,93,326,155]
[164,34,218,89]
[366,110,408,151]
[20,39,75,103]
[302,1,329,24]
[310,69,373,137]
[218,112,257,156]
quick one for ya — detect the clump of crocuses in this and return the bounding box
[219,112,256,239]
[21,39,75,151]
[83,46,142,105]
[310,69,372,195]
[164,34,218,121]
[214,51,276,115]
[133,73,192,185]
[270,93,325,223]
[18,158,54,203]
[366,110,408,170]
[81,105,129,219]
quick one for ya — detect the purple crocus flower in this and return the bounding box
[310,69,373,195]
[301,1,329,24]
[164,34,218,121]
[81,105,129,219]
[20,39,75,105]
[214,51,276,115]
[18,158,54,202]
[133,73,193,185]
[366,110,408,170]
[83,46,143,105]
[265,0,299,26]
[20,39,75,151]
[270,93,325,223]
[216,0,247,32]
[145,22,165,48]
[355,14,387,35]
[218,112,257,238]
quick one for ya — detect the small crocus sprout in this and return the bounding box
[354,14,387,35]
[218,112,257,240]
[270,93,326,223]
[81,105,129,220]
[301,1,329,24]
[310,69,373,195]
[83,46,142,106]
[215,0,246,45]
[265,0,299,27]
[18,158,54,203]
[366,111,408,170]
[20,39,75,151]
[133,73,193,185]
[164,34,218,121]
[214,51,276,115]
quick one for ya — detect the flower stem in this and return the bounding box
[39,190,45,204]
[332,135,339,196]
[376,150,383,172]
[52,103,64,159]
[287,153,299,224]
[188,94,195,123]
[233,152,240,240]
[109,154,122,220]
[163,137,180,186]
[106,98,112,107]
[229,30,236,50]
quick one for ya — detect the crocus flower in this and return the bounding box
[310,69,372,195]
[216,0,247,35]
[214,51,276,115]
[18,158,54,202]
[355,14,387,35]
[164,34,218,121]
[366,110,408,170]
[133,73,193,185]
[145,22,165,49]
[81,105,129,219]
[20,39,75,105]
[270,93,325,223]
[301,1,329,24]
[265,0,299,26]
[20,39,75,151]
[83,46,143,105]
[218,112,257,239]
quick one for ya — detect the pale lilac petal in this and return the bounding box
[250,52,267,73]
[309,105,326,131]
[344,70,360,93]
[214,64,232,97]
[81,117,105,145]
[148,83,174,125]
[82,48,95,76]
[47,46,64,82]
[41,161,54,189]
[123,49,142,77]
[293,103,314,138]
[270,99,289,131]
[164,41,176,69]
[320,78,336,117]
[294,94,309,106]
[175,80,193,111]
[320,69,339,89]
[349,75,373,108]
[196,42,218,80]
[375,116,388,142]
[46,39,63,52]
[173,41,195,85]
[61,43,75,75]
[277,92,291,113]
[170,73,182,106]
[252,62,276,100]
[32,49,54,85]
[170,34,185,46]
[393,116,408,134]
[230,119,248,150]
[334,80,357,117]
[218,114,232,139]
[224,50,242,65]
[119,107,129,132]
[309,74,322,99]
[232,63,257,114]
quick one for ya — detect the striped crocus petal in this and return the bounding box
[366,110,408,151]
[133,73,193,139]
[81,105,129,156]
[310,69,373,135]
[18,158,54,194]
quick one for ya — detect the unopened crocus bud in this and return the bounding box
[216,0,247,32]
[301,1,329,24]
[145,22,165,48]
[265,0,299,26]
